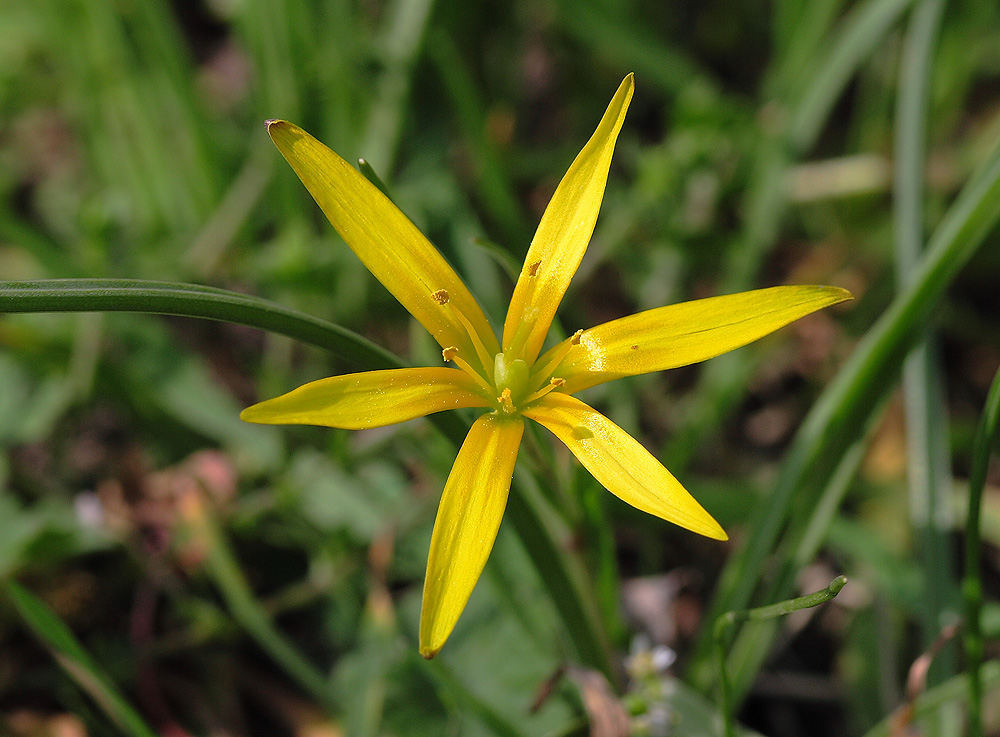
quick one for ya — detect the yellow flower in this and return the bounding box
[242,74,852,658]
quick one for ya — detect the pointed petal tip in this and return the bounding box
[813,284,854,310]
[686,512,728,541]
[419,645,440,659]
[239,401,281,425]
[239,405,261,424]
[708,524,729,542]
[831,285,854,303]
[265,119,296,143]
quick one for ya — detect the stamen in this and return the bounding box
[442,345,496,396]
[448,301,495,374]
[433,287,496,377]
[528,329,584,393]
[498,387,515,414]
[524,376,567,405]
[449,353,498,396]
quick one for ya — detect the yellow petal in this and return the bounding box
[267,121,499,364]
[419,414,524,657]
[240,368,489,429]
[551,285,853,393]
[501,75,634,363]
[524,393,726,540]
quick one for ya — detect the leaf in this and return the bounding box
[5,582,159,737]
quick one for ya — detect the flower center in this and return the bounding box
[493,352,529,413]
[432,282,578,415]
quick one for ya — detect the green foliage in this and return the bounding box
[3,0,1000,735]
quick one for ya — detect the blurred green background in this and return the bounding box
[2,0,1000,735]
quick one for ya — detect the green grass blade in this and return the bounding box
[5,581,159,737]
[692,119,1000,691]
[962,364,1000,737]
[669,0,916,475]
[359,0,437,173]
[0,277,614,679]
[893,0,958,694]
[861,659,1000,737]
[0,279,401,370]
[180,500,339,714]
[789,0,916,150]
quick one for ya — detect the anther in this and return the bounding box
[442,346,459,362]
[524,375,568,405]
[570,329,583,345]
[432,289,450,305]
[498,387,515,414]
[528,260,542,277]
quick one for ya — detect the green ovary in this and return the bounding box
[493,352,530,412]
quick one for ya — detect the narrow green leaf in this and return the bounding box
[6,582,159,737]
[183,506,339,714]
[789,0,917,150]
[0,277,613,678]
[893,0,957,698]
[861,659,1000,737]
[963,364,1000,737]
[693,119,1000,691]
[0,279,400,370]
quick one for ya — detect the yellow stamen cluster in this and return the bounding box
[432,275,579,416]
[498,387,514,414]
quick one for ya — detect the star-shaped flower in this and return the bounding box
[242,75,851,657]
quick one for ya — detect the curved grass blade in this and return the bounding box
[788,0,916,149]
[692,120,1000,691]
[669,0,919,476]
[178,497,339,714]
[893,0,957,697]
[963,364,1000,737]
[0,279,401,370]
[6,581,159,737]
[861,659,1000,737]
[0,277,614,678]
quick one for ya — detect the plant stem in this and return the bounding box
[963,365,1000,737]
[715,576,848,737]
